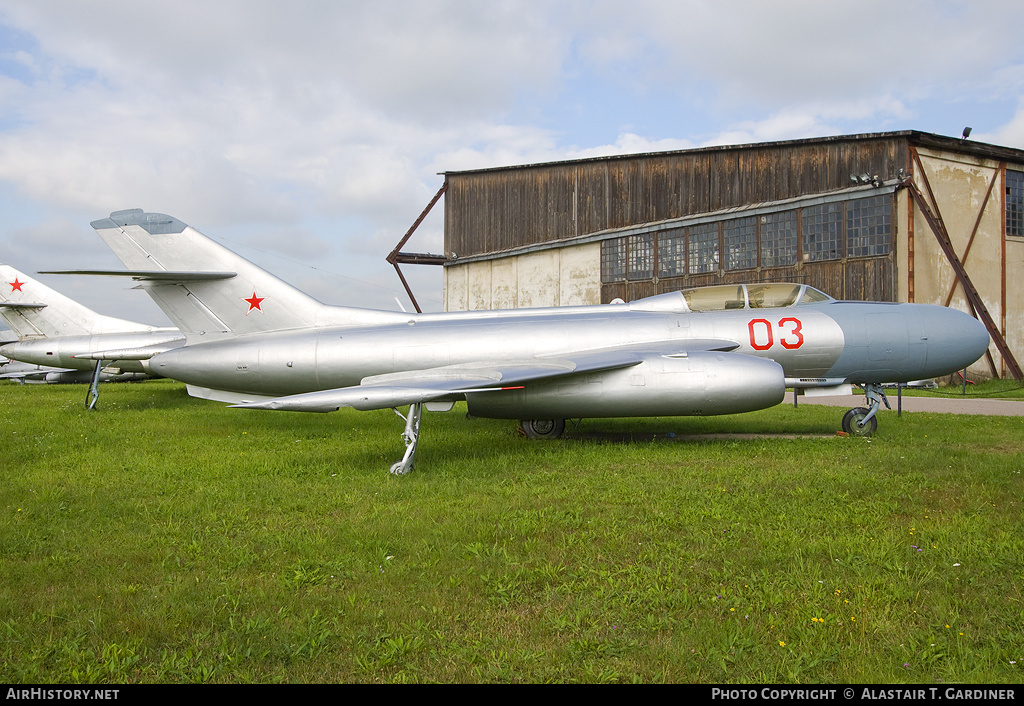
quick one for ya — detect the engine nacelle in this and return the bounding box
[43,370,148,384]
[44,370,96,384]
[465,351,785,420]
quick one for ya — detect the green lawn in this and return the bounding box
[1,379,1022,683]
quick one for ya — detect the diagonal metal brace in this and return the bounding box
[387,183,449,314]
[903,179,1022,380]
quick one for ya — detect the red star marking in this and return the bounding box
[9,278,24,292]
[243,291,265,313]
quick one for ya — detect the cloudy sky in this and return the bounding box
[2,0,1024,325]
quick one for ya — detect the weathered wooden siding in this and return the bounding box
[445,134,909,259]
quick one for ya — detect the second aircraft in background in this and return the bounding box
[0,264,183,406]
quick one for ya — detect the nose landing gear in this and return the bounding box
[841,383,889,436]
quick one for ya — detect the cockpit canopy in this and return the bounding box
[626,283,834,313]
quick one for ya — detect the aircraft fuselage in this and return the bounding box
[0,330,183,374]
[147,298,989,405]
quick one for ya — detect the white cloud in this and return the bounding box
[2,0,1024,315]
[980,98,1024,150]
[569,0,1024,125]
[0,1,570,228]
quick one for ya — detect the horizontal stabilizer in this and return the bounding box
[40,270,237,283]
[0,301,46,309]
[0,263,166,338]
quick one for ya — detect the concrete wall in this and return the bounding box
[1007,238,1024,370]
[444,242,602,311]
[897,147,1014,379]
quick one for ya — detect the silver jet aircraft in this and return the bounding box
[0,351,146,384]
[0,331,72,383]
[0,264,184,406]
[84,209,989,474]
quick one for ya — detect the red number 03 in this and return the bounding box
[748,317,804,351]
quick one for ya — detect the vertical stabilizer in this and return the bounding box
[90,210,398,340]
[0,264,157,340]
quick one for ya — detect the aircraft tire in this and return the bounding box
[520,418,566,440]
[842,407,877,437]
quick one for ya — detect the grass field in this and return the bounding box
[2,378,1023,683]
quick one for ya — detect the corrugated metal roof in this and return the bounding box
[443,130,1024,177]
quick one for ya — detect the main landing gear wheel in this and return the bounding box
[842,407,877,437]
[520,418,566,440]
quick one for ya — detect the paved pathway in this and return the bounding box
[785,391,1024,416]
[562,392,1023,442]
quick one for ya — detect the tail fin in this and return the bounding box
[90,210,403,341]
[0,264,158,340]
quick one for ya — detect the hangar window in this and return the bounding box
[1008,170,1024,238]
[846,195,891,257]
[602,235,656,281]
[724,216,757,270]
[802,203,842,261]
[657,227,686,277]
[627,234,654,280]
[601,238,627,282]
[760,211,798,267]
[600,191,894,286]
[688,222,719,274]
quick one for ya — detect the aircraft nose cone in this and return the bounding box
[964,314,991,361]
[928,306,990,373]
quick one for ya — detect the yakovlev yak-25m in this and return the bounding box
[80,209,989,474]
[0,264,184,406]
